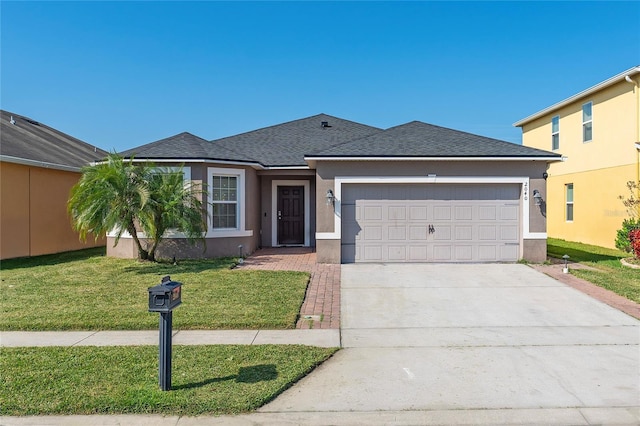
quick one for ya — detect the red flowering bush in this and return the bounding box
[629,229,640,259]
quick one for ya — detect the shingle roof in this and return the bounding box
[117,114,560,168]
[210,113,383,167]
[0,110,107,170]
[306,121,561,158]
[118,132,247,163]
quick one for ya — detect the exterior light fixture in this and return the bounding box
[543,172,549,180]
[326,189,335,206]
[562,254,570,274]
[533,189,542,206]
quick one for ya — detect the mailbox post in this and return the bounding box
[148,275,182,391]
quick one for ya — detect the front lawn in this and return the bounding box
[0,345,337,416]
[0,248,310,330]
[547,238,640,303]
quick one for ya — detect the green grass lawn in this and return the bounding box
[0,345,337,416]
[547,238,640,303]
[0,248,310,330]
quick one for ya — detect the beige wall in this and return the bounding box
[0,162,105,260]
[106,162,262,259]
[315,160,550,263]
[521,77,640,248]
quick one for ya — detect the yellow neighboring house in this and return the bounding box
[515,66,640,249]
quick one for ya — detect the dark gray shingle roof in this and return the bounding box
[307,121,561,158]
[210,113,383,167]
[118,132,247,162]
[0,110,107,169]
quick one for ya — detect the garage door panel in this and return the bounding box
[500,244,519,260]
[388,226,406,240]
[363,226,382,240]
[479,225,497,240]
[341,183,521,263]
[478,245,497,261]
[500,226,519,241]
[364,246,383,261]
[455,245,473,261]
[501,205,519,220]
[433,206,451,220]
[479,206,497,220]
[364,206,383,220]
[409,206,428,220]
[433,245,452,261]
[434,225,452,241]
[455,226,473,241]
[409,226,427,240]
[409,245,428,261]
[388,246,406,261]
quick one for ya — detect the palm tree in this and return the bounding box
[69,153,152,259]
[139,168,207,262]
[69,154,207,262]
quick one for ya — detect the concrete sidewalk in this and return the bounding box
[0,329,340,348]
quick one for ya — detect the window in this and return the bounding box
[211,175,238,229]
[566,184,574,221]
[551,115,560,150]
[207,167,251,238]
[582,102,592,142]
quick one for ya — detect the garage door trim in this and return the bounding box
[316,176,544,243]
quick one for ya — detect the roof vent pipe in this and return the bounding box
[10,116,15,125]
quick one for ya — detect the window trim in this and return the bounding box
[551,115,560,150]
[565,183,574,222]
[582,102,593,143]
[207,167,252,238]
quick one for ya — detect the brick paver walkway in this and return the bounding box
[235,248,340,329]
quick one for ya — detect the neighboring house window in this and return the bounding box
[582,102,592,142]
[207,167,250,238]
[551,115,560,150]
[565,184,574,222]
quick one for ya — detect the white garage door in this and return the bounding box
[341,184,521,263]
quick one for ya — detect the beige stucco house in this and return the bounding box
[114,114,561,263]
[0,110,107,259]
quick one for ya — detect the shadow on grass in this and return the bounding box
[548,245,624,263]
[0,247,106,270]
[121,258,236,275]
[174,364,278,390]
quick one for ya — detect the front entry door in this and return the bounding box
[277,186,304,245]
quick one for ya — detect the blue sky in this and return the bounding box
[2,1,639,152]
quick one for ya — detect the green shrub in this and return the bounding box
[615,218,640,253]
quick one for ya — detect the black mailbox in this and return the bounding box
[148,276,182,313]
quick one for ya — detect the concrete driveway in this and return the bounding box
[260,264,640,425]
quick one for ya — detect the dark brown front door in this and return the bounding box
[277,186,304,245]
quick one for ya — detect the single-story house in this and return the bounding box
[0,110,108,259]
[113,114,561,263]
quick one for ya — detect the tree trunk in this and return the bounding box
[127,223,149,260]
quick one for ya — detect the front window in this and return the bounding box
[207,167,249,237]
[566,184,574,222]
[582,102,592,142]
[211,175,238,229]
[551,115,560,150]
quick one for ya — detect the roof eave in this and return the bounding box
[513,66,640,127]
[1,155,84,172]
[304,155,562,162]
